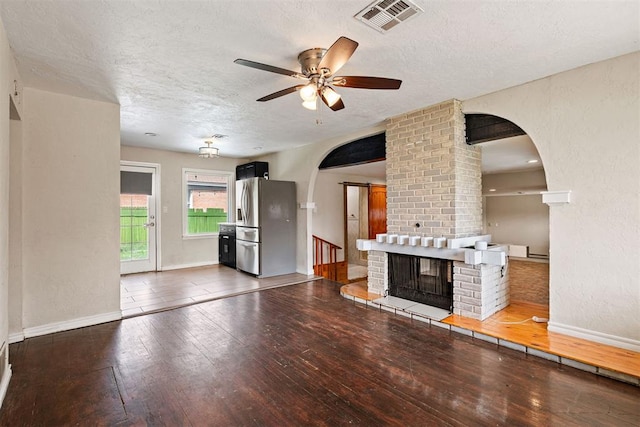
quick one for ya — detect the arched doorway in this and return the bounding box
[311,133,386,283]
[467,114,550,309]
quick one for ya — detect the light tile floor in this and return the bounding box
[347,263,368,280]
[121,265,320,318]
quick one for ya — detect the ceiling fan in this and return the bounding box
[234,36,402,111]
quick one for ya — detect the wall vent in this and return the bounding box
[355,0,424,33]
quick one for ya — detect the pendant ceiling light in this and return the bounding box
[198,140,219,158]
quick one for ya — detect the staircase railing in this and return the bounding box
[312,235,342,281]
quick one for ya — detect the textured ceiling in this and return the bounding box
[1,0,638,161]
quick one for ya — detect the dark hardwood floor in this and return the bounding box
[2,280,639,426]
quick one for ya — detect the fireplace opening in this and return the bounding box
[388,253,453,311]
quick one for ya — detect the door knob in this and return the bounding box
[143,222,155,227]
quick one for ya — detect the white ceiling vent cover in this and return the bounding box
[355,0,423,33]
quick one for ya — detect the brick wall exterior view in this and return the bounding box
[190,191,227,211]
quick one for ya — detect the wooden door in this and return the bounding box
[368,185,387,239]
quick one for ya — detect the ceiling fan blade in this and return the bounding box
[332,76,402,90]
[256,85,305,102]
[321,92,345,111]
[318,37,359,76]
[234,59,305,79]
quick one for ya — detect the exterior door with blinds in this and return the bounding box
[120,164,158,274]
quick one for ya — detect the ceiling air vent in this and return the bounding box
[355,0,423,33]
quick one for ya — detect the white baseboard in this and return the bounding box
[160,261,217,271]
[548,321,640,352]
[298,268,315,275]
[23,311,122,339]
[8,332,24,344]
[0,363,11,410]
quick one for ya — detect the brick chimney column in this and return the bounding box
[367,99,482,295]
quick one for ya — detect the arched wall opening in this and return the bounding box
[459,53,640,351]
[466,113,550,308]
[307,132,387,280]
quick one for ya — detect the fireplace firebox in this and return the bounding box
[388,253,453,311]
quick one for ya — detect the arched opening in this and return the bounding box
[311,133,386,284]
[306,112,551,316]
[467,114,550,311]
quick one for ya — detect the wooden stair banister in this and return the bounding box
[312,235,342,282]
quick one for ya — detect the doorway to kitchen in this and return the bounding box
[120,162,160,275]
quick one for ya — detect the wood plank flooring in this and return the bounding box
[444,302,640,380]
[342,281,640,382]
[121,265,320,317]
[2,280,639,426]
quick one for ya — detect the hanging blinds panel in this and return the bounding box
[121,171,153,195]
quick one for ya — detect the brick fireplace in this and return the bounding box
[365,99,509,320]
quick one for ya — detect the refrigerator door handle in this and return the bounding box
[244,179,252,225]
[240,181,246,224]
[239,182,244,223]
[243,181,249,224]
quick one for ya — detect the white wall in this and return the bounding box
[121,145,241,270]
[0,20,10,362]
[464,52,640,349]
[485,194,549,256]
[8,119,22,337]
[482,169,549,256]
[482,169,547,194]
[20,88,121,332]
[1,15,23,406]
[312,170,385,263]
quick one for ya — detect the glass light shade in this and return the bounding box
[299,84,317,102]
[302,99,317,110]
[198,142,219,158]
[322,87,341,107]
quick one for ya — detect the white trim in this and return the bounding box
[541,190,571,205]
[182,167,234,238]
[22,311,122,339]
[8,332,24,344]
[160,261,218,271]
[120,161,163,272]
[548,321,640,352]
[0,364,11,410]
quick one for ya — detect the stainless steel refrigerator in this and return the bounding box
[235,177,296,277]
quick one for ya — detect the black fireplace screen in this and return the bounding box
[388,253,453,311]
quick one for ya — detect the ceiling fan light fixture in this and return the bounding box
[322,87,341,107]
[299,83,317,102]
[302,99,317,110]
[198,140,219,158]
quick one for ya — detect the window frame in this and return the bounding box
[182,168,234,239]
